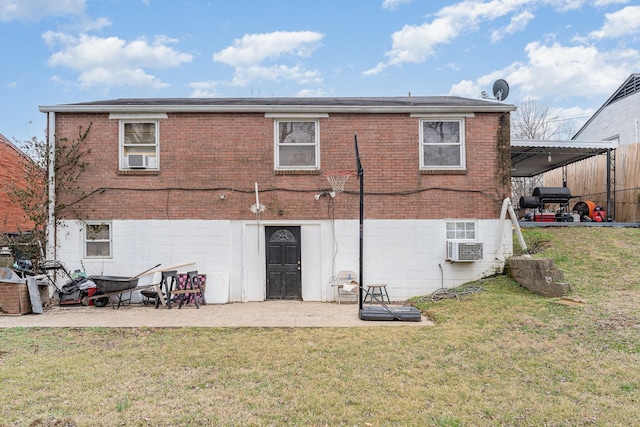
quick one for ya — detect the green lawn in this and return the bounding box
[1,227,639,426]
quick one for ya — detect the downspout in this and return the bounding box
[496,198,527,261]
[495,198,509,262]
[606,149,611,220]
[508,202,527,252]
[46,112,56,261]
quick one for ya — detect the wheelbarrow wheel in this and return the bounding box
[93,292,109,307]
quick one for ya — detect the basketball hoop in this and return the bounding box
[325,170,355,194]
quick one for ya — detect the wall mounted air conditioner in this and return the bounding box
[126,154,149,168]
[446,241,483,262]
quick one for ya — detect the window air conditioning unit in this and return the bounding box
[127,154,149,168]
[446,241,483,262]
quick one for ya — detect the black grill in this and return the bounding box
[531,187,572,204]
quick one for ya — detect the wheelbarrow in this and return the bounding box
[89,264,161,308]
[90,276,140,307]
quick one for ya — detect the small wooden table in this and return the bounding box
[364,284,390,304]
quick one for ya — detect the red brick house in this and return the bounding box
[0,133,37,234]
[39,97,515,303]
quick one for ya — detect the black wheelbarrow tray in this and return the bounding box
[87,276,142,308]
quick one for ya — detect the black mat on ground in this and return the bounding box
[359,306,422,322]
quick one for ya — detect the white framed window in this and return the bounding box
[420,118,466,170]
[274,120,320,170]
[84,222,111,258]
[446,221,476,240]
[119,121,159,170]
[110,113,167,170]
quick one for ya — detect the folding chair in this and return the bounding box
[332,270,358,304]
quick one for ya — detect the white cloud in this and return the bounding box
[49,75,73,92]
[295,88,327,97]
[78,16,111,32]
[550,0,588,12]
[548,105,596,138]
[491,10,535,42]
[506,42,637,98]
[231,65,322,87]
[364,13,459,74]
[364,0,625,75]
[214,31,323,67]
[0,0,111,32]
[0,0,85,21]
[588,6,640,39]
[451,41,640,104]
[382,0,412,10]
[365,0,537,75]
[449,79,481,98]
[44,32,193,89]
[363,62,388,76]
[592,0,629,6]
[213,31,324,87]
[189,81,219,97]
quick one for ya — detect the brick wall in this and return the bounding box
[53,111,511,221]
[0,136,36,233]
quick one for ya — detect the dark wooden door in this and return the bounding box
[265,226,301,300]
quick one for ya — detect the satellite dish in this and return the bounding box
[481,79,510,101]
[492,79,509,101]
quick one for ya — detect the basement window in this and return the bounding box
[84,222,111,258]
[446,221,476,240]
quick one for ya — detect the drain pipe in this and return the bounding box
[46,112,56,262]
[509,201,527,252]
[496,198,527,260]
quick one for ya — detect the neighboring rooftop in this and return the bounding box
[609,74,640,104]
[573,73,640,140]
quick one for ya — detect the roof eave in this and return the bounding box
[39,104,516,114]
[511,139,618,149]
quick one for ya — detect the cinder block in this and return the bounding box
[506,257,571,297]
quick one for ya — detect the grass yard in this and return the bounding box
[1,227,639,426]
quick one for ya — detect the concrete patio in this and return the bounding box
[0,301,432,328]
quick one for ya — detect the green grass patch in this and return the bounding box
[1,227,639,426]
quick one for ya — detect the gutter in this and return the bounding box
[39,104,516,115]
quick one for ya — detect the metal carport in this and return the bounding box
[511,139,618,218]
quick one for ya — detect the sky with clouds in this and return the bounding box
[1,0,639,145]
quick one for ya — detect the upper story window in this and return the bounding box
[419,118,467,171]
[121,121,159,169]
[85,222,111,258]
[110,113,167,171]
[273,119,320,171]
